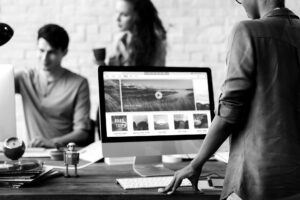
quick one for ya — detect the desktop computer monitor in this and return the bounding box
[0,64,17,150]
[98,66,215,176]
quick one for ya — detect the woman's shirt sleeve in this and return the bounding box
[217,22,256,124]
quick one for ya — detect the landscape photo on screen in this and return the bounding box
[193,114,208,129]
[154,115,170,130]
[121,79,195,112]
[104,80,121,112]
[174,114,189,130]
[133,115,149,131]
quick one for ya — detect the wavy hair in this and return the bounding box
[124,0,166,66]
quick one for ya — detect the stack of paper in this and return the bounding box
[104,157,134,165]
[22,148,51,158]
[214,152,229,163]
[0,160,62,188]
[46,141,104,169]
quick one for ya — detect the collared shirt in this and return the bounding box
[15,67,91,143]
[218,8,300,200]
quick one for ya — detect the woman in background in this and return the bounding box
[109,0,167,66]
[96,0,167,137]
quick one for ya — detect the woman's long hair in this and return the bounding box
[125,0,166,66]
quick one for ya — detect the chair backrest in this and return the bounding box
[77,119,95,147]
[96,107,101,140]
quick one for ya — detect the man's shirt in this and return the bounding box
[15,67,91,144]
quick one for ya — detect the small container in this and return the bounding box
[93,48,106,66]
[50,150,64,161]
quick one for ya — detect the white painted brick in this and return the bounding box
[86,24,99,35]
[168,52,190,62]
[185,43,207,53]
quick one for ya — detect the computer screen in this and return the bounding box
[98,66,214,176]
[0,64,17,150]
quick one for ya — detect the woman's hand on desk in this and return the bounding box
[158,164,202,195]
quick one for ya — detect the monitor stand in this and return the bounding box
[133,155,174,177]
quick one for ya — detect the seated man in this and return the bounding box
[15,24,91,148]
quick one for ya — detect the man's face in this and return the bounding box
[115,0,135,32]
[37,38,66,72]
[240,0,260,19]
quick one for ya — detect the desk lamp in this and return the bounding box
[1,23,17,160]
[0,23,13,46]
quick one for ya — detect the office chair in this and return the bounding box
[96,106,101,140]
[77,119,96,147]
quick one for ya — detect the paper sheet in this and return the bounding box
[22,148,51,158]
[214,151,229,163]
[45,141,103,169]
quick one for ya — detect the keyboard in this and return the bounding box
[116,176,192,190]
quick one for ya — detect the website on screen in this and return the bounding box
[103,71,212,138]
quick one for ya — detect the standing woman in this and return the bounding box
[109,0,167,66]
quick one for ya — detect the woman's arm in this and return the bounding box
[158,115,232,195]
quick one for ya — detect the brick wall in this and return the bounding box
[0,0,299,138]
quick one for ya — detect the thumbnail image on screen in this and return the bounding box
[174,114,189,130]
[111,115,128,132]
[133,115,149,131]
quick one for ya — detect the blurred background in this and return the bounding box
[0,0,299,137]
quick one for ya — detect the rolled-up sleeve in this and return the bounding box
[218,22,256,124]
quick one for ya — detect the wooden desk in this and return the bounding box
[0,158,226,200]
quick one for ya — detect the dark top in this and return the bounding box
[217,8,300,200]
[108,32,167,66]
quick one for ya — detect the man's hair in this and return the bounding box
[37,24,69,51]
[274,0,285,7]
